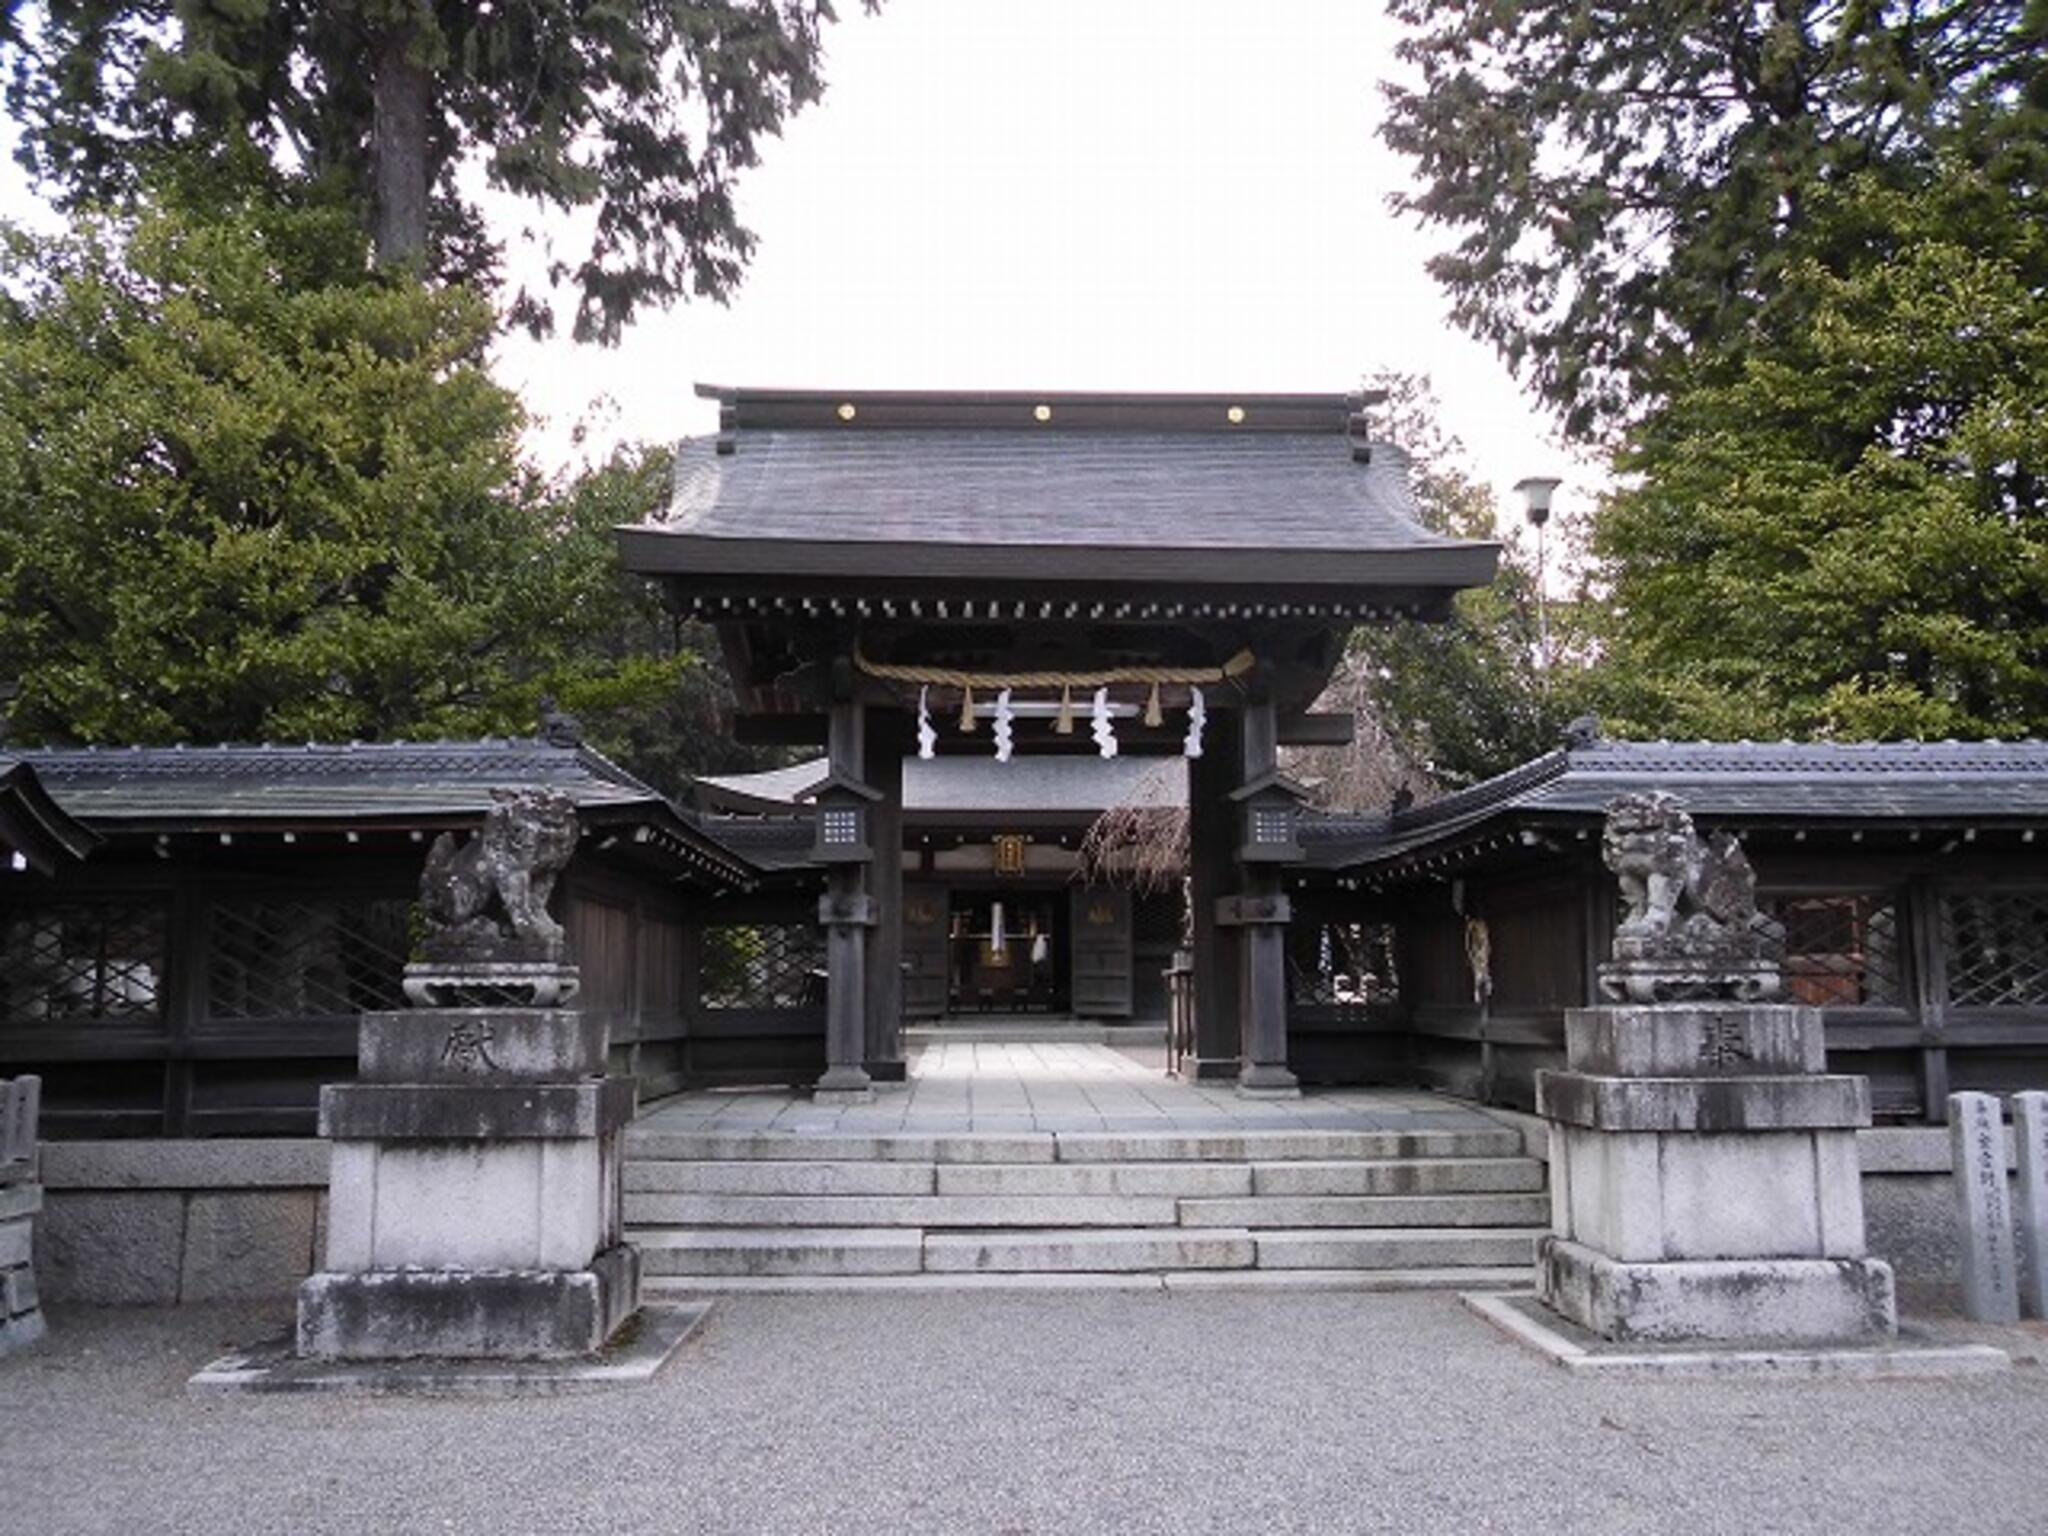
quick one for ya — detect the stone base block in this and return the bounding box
[0,1305,46,1358]
[296,1243,641,1361]
[358,1007,608,1084]
[1538,1235,1896,1345]
[1236,1064,1301,1099]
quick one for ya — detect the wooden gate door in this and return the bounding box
[902,883,950,1020]
[1070,886,1133,1019]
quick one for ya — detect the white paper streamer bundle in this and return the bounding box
[916,685,938,760]
[1090,687,1118,758]
[1183,685,1206,759]
[992,688,1015,763]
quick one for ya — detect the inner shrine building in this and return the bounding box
[615,387,1497,1096]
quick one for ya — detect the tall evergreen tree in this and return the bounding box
[0,172,702,750]
[1380,1,2045,439]
[3,1,865,338]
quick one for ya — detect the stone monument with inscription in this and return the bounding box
[295,790,642,1360]
[1535,792,1897,1344]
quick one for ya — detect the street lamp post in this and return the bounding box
[1514,476,1563,674]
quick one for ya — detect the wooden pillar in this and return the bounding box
[1236,696,1300,1095]
[864,709,908,1081]
[816,699,874,1099]
[1185,709,1243,1077]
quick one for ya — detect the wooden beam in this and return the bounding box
[1276,712,1355,747]
[734,714,829,746]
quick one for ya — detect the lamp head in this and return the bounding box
[1514,475,1563,528]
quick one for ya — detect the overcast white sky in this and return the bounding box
[3,0,1599,535]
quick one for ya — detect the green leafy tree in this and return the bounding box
[1589,159,2048,740]
[3,1,864,338]
[540,444,784,788]
[1380,1,2046,439]
[0,175,699,748]
[1293,374,1591,806]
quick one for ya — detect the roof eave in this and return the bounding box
[615,527,1500,593]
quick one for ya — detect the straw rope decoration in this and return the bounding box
[858,646,1251,760]
[855,646,1256,692]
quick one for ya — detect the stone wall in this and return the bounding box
[1858,1125,2024,1288]
[37,1141,328,1305]
[1489,1107,1994,1290]
[28,1121,2025,1305]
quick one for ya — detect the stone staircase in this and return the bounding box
[624,1124,1547,1292]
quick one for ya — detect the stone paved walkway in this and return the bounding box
[633,1040,1506,1136]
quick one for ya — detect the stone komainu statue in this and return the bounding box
[1599,790,1782,1002]
[419,788,579,964]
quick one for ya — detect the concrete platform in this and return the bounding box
[634,1042,1515,1140]
[1462,1291,2011,1379]
[187,1301,711,1397]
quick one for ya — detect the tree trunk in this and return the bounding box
[371,25,432,269]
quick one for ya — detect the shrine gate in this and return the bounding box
[616,388,1496,1097]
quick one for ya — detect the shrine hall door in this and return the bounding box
[902,883,950,1021]
[1069,886,1133,1019]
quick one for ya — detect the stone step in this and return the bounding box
[623,1192,1182,1228]
[625,1131,1057,1164]
[922,1228,1256,1274]
[1048,1128,1524,1162]
[1250,1158,1545,1197]
[932,1162,1254,1198]
[1179,1192,1551,1230]
[623,1125,1523,1165]
[636,1227,925,1277]
[639,1266,1534,1296]
[625,1160,939,1196]
[1253,1227,1545,1271]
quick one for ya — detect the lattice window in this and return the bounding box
[1288,920,1400,1007]
[207,898,411,1019]
[1941,890,2048,1008]
[1765,893,1904,1008]
[700,924,825,1010]
[0,902,167,1022]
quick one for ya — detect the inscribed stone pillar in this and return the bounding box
[1949,1091,2020,1324]
[0,1075,46,1357]
[2014,1091,2048,1321]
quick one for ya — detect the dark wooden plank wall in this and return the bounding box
[2,851,712,1137]
[0,854,419,1137]
[561,865,695,1102]
[1285,889,1410,1085]
[682,892,827,1087]
[1321,841,2046,1120]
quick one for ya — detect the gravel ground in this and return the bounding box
[5,1292,2047,1536]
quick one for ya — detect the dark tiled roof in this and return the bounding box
[13,739,755,886]
[1317,739,2048,872]
[616,389,1496,593]
[0,756,100,872]
[692,815,817,873]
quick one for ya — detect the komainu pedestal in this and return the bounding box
[295,791,641,1361]
[1535,794,1896,1345]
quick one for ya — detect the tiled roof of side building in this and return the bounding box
[1317,738,2048,872]
[0,754,101,872]
[13,738,757,884]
